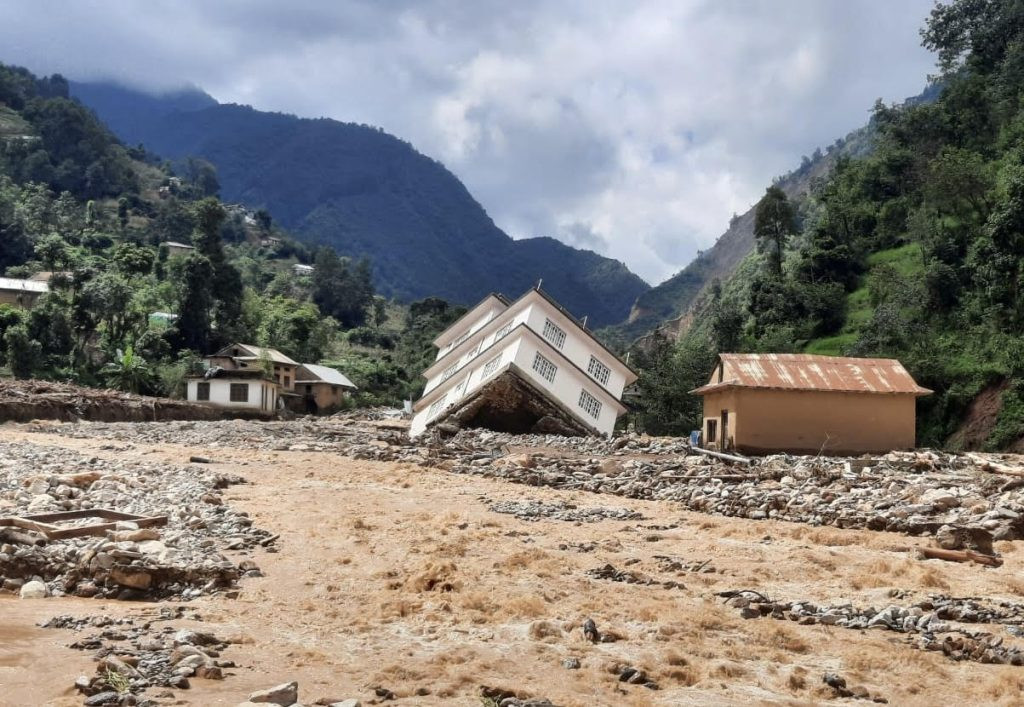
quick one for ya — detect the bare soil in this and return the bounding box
[6,426,1024,705]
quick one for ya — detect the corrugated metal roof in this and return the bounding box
[0,277,48,294]
[296,363,357,389]
[691,353,932,396]
[213,344,299,366]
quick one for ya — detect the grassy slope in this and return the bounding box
[804,244,924,356]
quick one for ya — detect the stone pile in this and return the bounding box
[24,418,1024,545]
[0,440,272,599]
[586,562,685,590]
[718,589,1024,665]
[488,499,644,523]
[237,680,362,706]
[43,608,233,705]
[443,434,1024,542]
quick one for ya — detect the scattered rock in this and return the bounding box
[19,579,47,599]
[249,681,299,706]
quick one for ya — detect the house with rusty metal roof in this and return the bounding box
[691,353,932,455]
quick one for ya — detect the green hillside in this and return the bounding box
[70,83,649,327]
[629,0,1024,451]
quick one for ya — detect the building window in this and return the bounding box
[196,382,210,401]
[587,356,611,386]
[494,322,513,342]
[229,383,249,403]
[284,376,290,387]
[542,318,566,349]
[578,388,602,419]
[532,351,557,383]
[706,419,717,443]
[441,363,458,381]
[306,384,313,393]
[428,392,448,420]
[452,330,471,347]
[482,354,502,378]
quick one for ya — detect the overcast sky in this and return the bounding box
[1,0,937,284]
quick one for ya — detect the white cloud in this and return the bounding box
[0,0,936,283]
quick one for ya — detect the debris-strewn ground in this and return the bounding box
[0,379,266,424]
[4,415,1024,705]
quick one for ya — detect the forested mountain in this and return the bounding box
[70,82,649,327]
[630,0,1024,451]
[0,61,469,405]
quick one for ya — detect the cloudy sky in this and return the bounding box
[2,0,936,284]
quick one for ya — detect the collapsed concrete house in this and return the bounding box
[410,287,637,438]
[691,353,932,455]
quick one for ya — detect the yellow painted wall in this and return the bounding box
[702,388,917,454]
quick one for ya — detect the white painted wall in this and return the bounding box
[411,336,524,436]
[423,307,530,395]
[412,290,632,438]
[186,379,278,412]
[434,299,508,358]
[510,336,619,437]
[522,302,627,398]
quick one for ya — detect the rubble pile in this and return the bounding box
[0,379,231,424]
[441,432,1024,542]
[25,419,1024,544]
[719,589,1024,665]
[44,608,233,704]
[586,562,686,590]
[488,499,644,523]
[0,440,272,599]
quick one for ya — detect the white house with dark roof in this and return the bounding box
[187,343,357,415]
[409,287,637,438]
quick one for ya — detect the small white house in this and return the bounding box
[409,287,637,438]
[186,370,279,413]
[292,263,314,276]
[165,241,195,258]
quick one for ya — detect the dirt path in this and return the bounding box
[5,428,1024,705]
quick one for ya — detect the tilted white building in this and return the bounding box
[409,287,637,438]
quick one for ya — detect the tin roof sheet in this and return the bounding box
[691,353,932,396]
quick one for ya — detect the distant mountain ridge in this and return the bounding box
[70,81,649,327]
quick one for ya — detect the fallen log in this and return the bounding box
[917,547,1003,567]
[965,453,1024,477]
[691,446,754,466]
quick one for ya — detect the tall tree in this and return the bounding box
[754,185,797,277]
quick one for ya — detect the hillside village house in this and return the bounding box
[294,363,357,414]
[691,353,932,455]
[164,241,195,258]
[204,344,299,391]
[186,368,280,414]
[292,263,314,276]
[410,287,637,438]
[186,343,356,414]
[0,277,48,309]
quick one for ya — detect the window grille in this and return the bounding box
[587,356,611,386]
[482,355,502,378]
[428,392,449,419]
[578,388,602,419]
[542,318,566,349]
[196,382,210,401]
[532,351,557,383]
[494,322,513,342]
[441,363,458,381]
[229,383,249,403]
